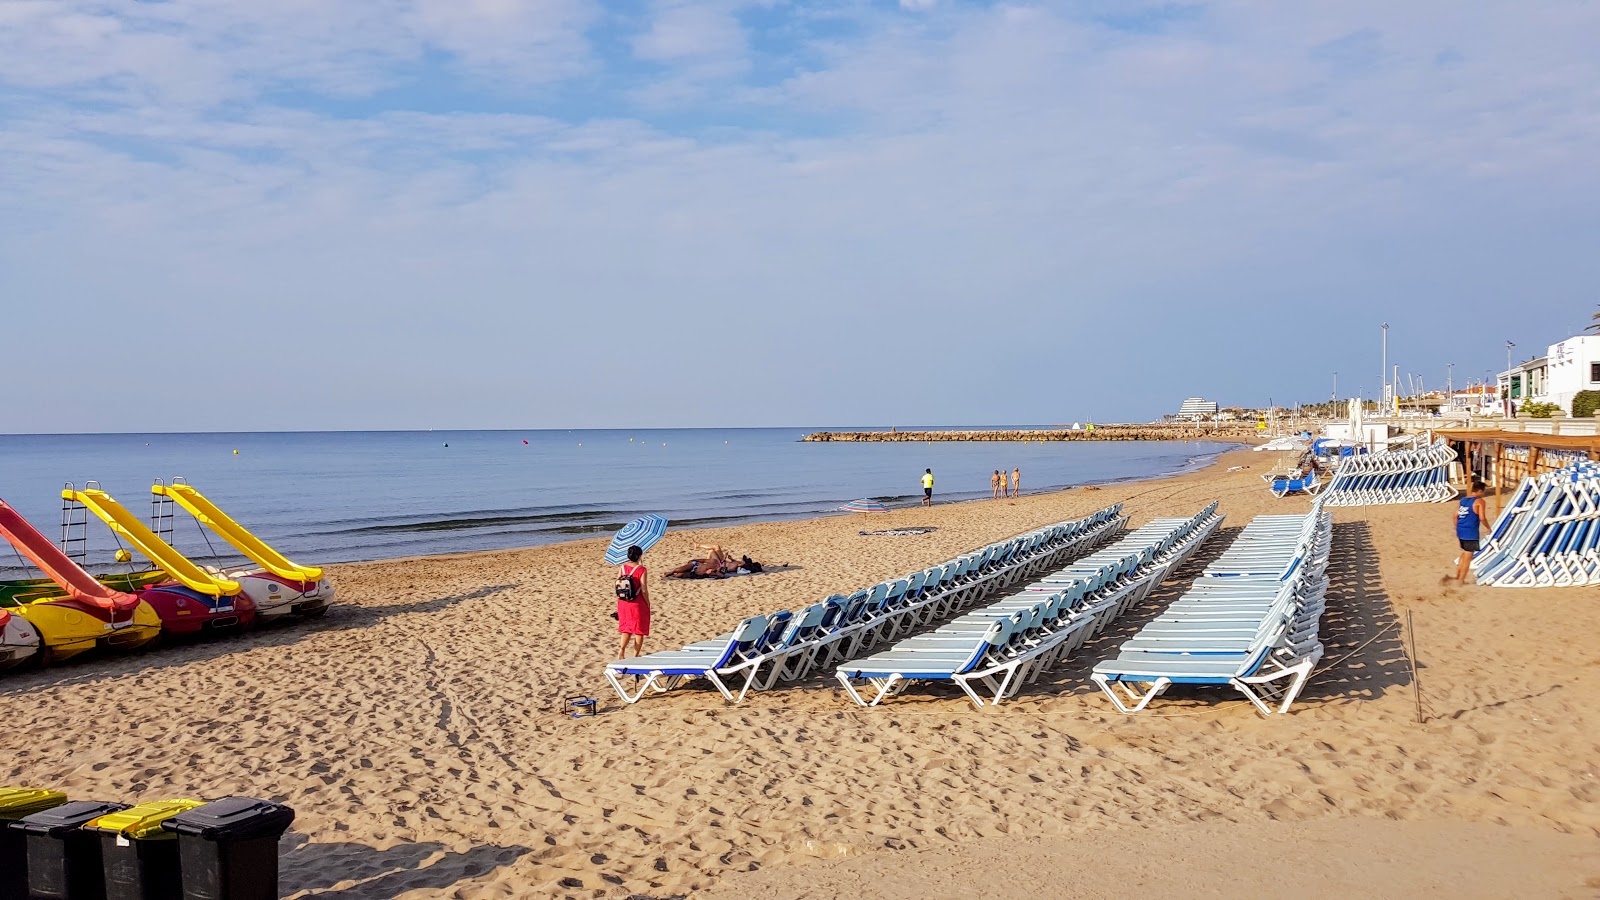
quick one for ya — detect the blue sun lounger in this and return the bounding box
[1091,506,1331,716]
[837,503,1225,707]
[604,504,1132,704]
[605,615,781,703]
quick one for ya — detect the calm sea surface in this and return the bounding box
[0,429,1235,572]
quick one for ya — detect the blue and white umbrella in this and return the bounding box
[841,498,889,513]
[605,514,669,564]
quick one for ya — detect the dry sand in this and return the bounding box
[3,448,1599,898]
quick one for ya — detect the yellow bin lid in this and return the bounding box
[86,799,206,840]
[0,787,68,821]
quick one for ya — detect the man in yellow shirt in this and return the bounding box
[921,469,934,507]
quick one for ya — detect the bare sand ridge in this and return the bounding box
[3,449,1598,898]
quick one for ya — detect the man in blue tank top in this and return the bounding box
[1454,479,1487,583]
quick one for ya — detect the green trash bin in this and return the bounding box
[85,800,206,900]
[15,800,130,900]
[160,798,295,900]
[1,788,70,899]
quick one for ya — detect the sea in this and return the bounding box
[0,429,1236,572]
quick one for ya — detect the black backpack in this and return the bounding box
[615,565,639,601]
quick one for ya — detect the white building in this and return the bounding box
[1498,334,1600,414]
[1175,397,1219,421]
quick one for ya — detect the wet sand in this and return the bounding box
[3,448,1598,898]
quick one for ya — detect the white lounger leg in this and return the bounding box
[1231,651,1319,716]
[605,669,671,704]
[836,671,904,707]
[1090,673,1173,714]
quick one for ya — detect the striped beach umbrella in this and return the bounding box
[605,514,669,564]
[841,498,889,513]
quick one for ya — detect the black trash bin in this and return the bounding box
[84,800,205,900]
[1,788,70,900]
[160,798,294,900]
[15,800,130,900]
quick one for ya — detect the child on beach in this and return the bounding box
[616,545,650,657]
[1454,480,1487,583]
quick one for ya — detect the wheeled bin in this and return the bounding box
[15,800,130,900]
[1,788,70,899]
[85,800,205,900]
[160,798,294,900]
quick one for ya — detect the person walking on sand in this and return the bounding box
[1012,467,1021,498]
[1454,480,1487,583]
[921,468,934,507]
[615,545,650,658]
[991,470,1002,499]
[999,468,1008,498]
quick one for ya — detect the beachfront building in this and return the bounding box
[1175,397,1219,422]
[1448,385,1499,414]
[1497,334,1600,414]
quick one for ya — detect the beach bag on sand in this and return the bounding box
[615,564,640,601]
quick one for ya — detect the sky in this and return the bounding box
[2,0,1598,433]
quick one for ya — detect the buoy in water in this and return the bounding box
[232,449,239,455]
[523,440,529,444]
[443,442,448,447]
[114,549,132,563]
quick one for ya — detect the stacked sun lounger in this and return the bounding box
[1472,461,1600,587]
[1318,440,1456,506]
[604,504,1128,703]
[835,503,1223,708]
[1091,506,1333,716]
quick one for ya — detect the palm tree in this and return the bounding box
[1589,305,1600,334]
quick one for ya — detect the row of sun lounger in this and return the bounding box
[1472,461,1600,587]
[1318,440,1456,506]
[602,504,1128,704]
[1091,506,1333,716]
[835,502,1223,708]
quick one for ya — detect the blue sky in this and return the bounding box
[2,0,1597,432]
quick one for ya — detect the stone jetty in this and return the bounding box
[801,425,1262,442]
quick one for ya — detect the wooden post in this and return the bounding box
[1529,446,1542,479]
[1491,441,1502,522]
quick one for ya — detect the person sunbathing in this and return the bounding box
[665,545,742,578]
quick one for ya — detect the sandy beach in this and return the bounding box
[4,447,1599,898]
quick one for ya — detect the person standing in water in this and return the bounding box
[616,545,650,658]
[1454,480,1487,583]
[922,468,935,506]
[1012,467,1021,497]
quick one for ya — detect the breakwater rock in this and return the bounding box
[801,426,1262,442]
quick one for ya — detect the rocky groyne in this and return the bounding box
[802,425,1262,442]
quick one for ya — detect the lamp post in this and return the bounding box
[1381,323,1389,410]
[1332,371,1338,403]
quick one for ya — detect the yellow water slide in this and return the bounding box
[152,483,322,582]
[64,488,241,597]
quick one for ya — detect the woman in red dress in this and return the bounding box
[616,544,651,658]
